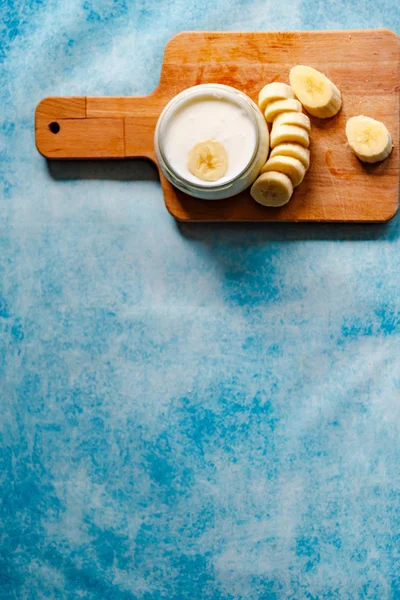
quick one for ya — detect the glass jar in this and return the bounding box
[154,84,269,200]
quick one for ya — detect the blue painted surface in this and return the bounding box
[1,1,400,598]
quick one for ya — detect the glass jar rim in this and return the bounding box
[155,84,262,191]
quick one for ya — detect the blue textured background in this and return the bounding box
[1,1,400,598]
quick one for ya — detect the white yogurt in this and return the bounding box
[162,94,257,186]
[155,84,269,200]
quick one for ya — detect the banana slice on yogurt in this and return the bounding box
[188,139,228,182]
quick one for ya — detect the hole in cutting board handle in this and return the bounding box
[49,122,60,134]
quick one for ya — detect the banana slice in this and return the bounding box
[264,99,302,123]
[345,115,393,163]
[289,65,342,118]
[187,139,228,181]
[269,143,310,169]
[261,155,306,187]
[258,82,294,112]
[251,172,293,207]
[270,124,310,148]
[273,111,311,132]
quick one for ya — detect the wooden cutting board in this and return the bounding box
[35,29,400,222]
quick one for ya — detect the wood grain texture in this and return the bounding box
[35,29,400,222]
[36,96,86,119]
[36,117,125,158]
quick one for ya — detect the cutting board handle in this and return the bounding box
[35,95,164,161]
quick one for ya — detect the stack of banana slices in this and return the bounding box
[251,66,342,208]
[251,65,394,208]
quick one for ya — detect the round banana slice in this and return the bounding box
[273,111,311,132]
[264,99,303,123]
[261,155,306,187]
[270,124,310,148]
[258,82,294,112]
[269,143,310,169]
[289,65,341,118]
[345,115,393,163]
[250,171,293,207]
[187,139,228,182]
